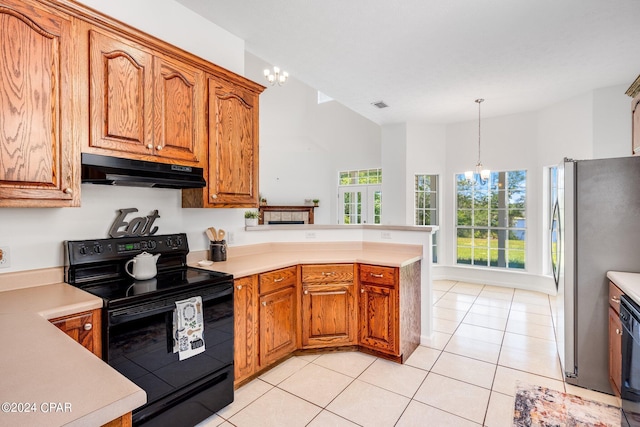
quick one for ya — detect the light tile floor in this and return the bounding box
[198,280,621,427]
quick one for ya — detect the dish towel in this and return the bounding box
[173,296,205,361]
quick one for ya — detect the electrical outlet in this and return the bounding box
[305,231,316,239]
[0,246,10,268]
[227,231,235,245]
[381,231,392,239]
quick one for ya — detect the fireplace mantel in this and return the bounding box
[259,205,315,225]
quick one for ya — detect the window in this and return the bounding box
[456,170,527,269]
[414,174,439,263]
[338,169,382,224]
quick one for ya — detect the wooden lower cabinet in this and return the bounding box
[234,276,258,385]
[359,282,397,355]
[608,280,624,395]
[259,285,297,367]
[358,263,421,362]
[301,264,356,348]
[49,309,101,357]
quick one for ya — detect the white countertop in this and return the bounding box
[0,284,146,427]
[607,271,640,304]
[187,241,423,278]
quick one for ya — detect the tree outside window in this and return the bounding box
[456,170,526,269]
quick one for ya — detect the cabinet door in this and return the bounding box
[152,56,205,165]
[234,276,258,385]
[207,77,258,207]
[89,29,154,157]
[0,1,78,207]
[259,286,296,367]
[359,283,398,355]
[50,309,101,357]
[609,306,622,395]
[302,284,356,348]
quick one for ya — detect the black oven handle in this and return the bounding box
[108,284,233,325]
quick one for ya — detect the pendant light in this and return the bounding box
[465,98,490,183]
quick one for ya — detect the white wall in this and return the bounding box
[381,124,407,225]
[244,53,381,225]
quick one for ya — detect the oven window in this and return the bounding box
[107,292,233,404]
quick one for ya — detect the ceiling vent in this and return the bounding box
[371,101,389,109]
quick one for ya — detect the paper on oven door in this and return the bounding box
[173,296,205,360]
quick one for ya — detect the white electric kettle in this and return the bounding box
[125,252,160,280]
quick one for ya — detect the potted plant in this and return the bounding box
[244,210,260,226]
[259,193,267,206]
[312,199,319,207]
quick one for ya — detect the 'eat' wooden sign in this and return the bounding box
[109,208,161,238]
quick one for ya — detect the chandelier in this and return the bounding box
[464,98,490,183]
[263,66,288,86]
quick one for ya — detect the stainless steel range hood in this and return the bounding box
[81,153,206,189]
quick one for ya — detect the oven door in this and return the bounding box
[106,282,234,426]
[621,296,640,427]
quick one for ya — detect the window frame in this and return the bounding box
[414,174,439,263]
[455,170,527,270]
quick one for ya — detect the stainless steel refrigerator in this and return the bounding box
[554,156,640,394]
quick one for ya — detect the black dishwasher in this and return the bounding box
[621,294,640,427]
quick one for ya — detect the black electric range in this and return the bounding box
[64,233,235,426]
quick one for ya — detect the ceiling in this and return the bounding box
[176,0,640,125]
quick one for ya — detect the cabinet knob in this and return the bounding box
[156,145,163,151]
[361,288,365,293]
[237,285,242,290]
[211,194,218,199]
[147,144,153,149]
[83,323,92,331]
[262,301,267,307]
[370,273,384,278]
[63,188,73,195]
[303,290,308,295]
[616,328,622,335]
[611,296,620,304]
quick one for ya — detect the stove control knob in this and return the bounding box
[166,237,173,247]
[176,236,183,246]
[93,244,103,254]
[79,246,88,255]
[147,240,157,250]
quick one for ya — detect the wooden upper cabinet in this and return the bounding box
[89,30,153,157]
[153,57,205,164]
[88,29,204,166]
[197,78,260,207]
[0,0,79,207]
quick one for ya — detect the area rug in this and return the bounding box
[513,383,620,427]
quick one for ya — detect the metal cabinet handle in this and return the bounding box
[83,323,92,331]
[156,145,163,151]
[274,277,284,282]
[147,143,153,149]
[262,301,267,307]
[616,328,622,335]
[237,285,242,290]
[321,272,335,276]
[370,273,384,278]
[63,188,73,195]
[611,296,620,303]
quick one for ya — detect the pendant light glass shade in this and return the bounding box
[465,99,490,183]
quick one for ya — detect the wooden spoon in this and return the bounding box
[205,228,216,241]
[217,229,225,241]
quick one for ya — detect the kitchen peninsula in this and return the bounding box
[188,224,436,385]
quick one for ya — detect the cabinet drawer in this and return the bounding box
[609,281,624,315]
[259,266,297,294]
[301,264,354,284]
[359,264,396,286]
